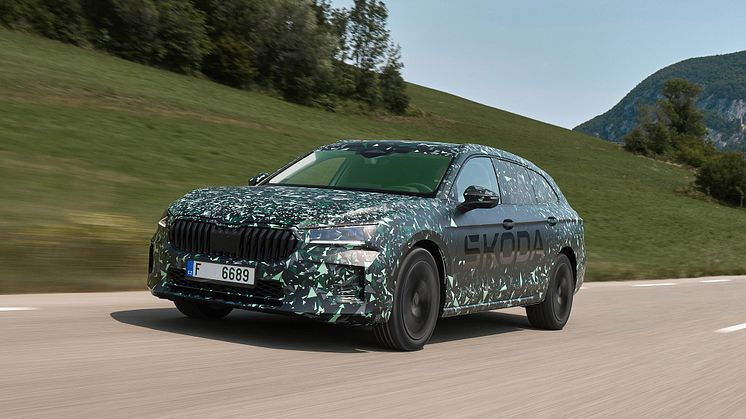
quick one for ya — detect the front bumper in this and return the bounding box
[147,225,393,325]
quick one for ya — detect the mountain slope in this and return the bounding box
[575,50,746,150]
[1,29,746,292]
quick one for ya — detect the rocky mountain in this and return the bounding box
[575,50,746,151]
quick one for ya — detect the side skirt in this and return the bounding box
[441,294,544,317]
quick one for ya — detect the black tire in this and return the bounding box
[373,248,440,351]
[526,254,574,330]
[174,300,233,320]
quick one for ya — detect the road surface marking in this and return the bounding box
[716,323,746,334]
[0,307,37,312]
[701,279,731,283]
[633,283,675,287]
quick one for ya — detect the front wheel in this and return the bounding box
[525,254,574,330]
[174,300,233,320]
[373,248,440,351]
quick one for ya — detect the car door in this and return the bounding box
[526,168,563,296]
[447,156,514,308]
[491,159,547,298]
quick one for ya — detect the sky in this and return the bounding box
[332,0,746,128]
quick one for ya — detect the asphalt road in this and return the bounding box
[2,276,746,418]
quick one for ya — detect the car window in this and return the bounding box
[279,156,346,186]
[493,159,537,205]
[269,149,453,196]
[454,157,500,202]
[528,170,559,204]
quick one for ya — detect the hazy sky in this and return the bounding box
[332,0,746,128]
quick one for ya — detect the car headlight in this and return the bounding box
[158,208,169,228]
[306,225,378,246]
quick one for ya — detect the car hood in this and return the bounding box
[168,185,431,228]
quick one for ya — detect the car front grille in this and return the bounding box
[167,268,283,306]
[169,219,297,262]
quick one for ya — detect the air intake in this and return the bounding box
[169,219,297,262]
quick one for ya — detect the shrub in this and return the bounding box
[675,134,716,168]
[696,152,746,206]
[623,127,651,155]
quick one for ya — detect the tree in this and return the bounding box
[0,0,91,46]
[196,0,337,103]
[85,0,209,74]
[2,0,407,112]
[347,0,389,71]
[379,43,409,114]
[254,0,336,104]
[43,0,92,45]
[623,105,670,155]
[86,0,162,63]
[347,0,389,104]
[659,78,707,140]
[153,0,211,75]
[623,78,713,167]
[194,0,265,87]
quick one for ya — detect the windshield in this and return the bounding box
[268,148,453,196]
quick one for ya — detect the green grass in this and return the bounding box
[1,29,745,293]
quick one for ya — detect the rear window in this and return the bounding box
[492,159,536,205]
[528,170,559,204]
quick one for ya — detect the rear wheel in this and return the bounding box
[174,300,233,320]
[526,254,574,330]
[373,248,440,351]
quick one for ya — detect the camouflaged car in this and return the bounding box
[148,140,586,350]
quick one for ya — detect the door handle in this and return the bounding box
[547,216,558,226]
[502,219,515,230]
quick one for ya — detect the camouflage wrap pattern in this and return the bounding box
[148,140,585,325]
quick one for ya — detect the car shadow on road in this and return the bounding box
[110,308,530,353]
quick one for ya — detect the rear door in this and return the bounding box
[491,159,547,298]
[526,169,563,295]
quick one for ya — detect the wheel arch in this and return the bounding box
[559,246,577,285]
[408,232,449,315]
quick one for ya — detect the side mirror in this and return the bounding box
[248,172,269,186]
[457,185,500,213]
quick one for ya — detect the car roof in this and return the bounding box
[326,139,542,172]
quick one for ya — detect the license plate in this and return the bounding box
[186,260,255,286]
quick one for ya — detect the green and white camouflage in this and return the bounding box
[148,140,586,325]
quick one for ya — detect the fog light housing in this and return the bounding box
[330,264,365,303]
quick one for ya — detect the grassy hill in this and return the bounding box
[575,50,746,151]
[1,29,745,293]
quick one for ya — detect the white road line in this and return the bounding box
[633,283,675,287]
[0,307,37,312]
[701,279,731,283]
[716,323,746,334]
